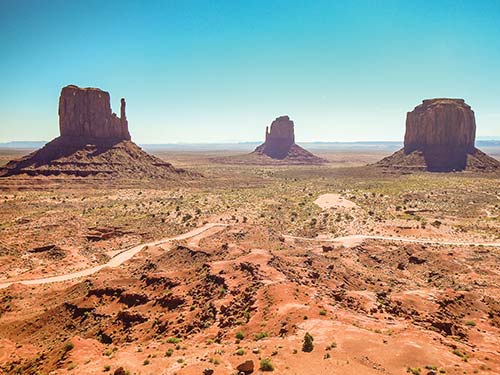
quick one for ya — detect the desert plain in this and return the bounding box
[1,147,500,375]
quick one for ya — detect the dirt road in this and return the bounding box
[2,222,500,290]
[0,223,227,289]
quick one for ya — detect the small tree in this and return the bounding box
[302,332,314,352]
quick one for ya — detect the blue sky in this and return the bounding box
[1,0,500,143]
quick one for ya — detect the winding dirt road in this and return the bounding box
[0,223,227,290]
[2,222,500,290]
[283,233,500,248]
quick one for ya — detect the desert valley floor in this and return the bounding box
[1,149,500,375]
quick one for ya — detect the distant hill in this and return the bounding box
[0,141,47,149]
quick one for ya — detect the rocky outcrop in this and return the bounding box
[59,85,130,140]
[404,99,475,154]
[376,99,500,172]
[250,115,326,164]
[258,116,295,159]
[0,85,195,179]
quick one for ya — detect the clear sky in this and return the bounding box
[1,0,500,143]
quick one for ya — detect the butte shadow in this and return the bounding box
[213,115,327,165]
[0,85,197,180]
[375,98,500,172]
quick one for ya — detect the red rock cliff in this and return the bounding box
[58,85,130,140]
[404,98,476,153]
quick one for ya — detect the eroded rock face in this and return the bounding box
[375,98,500,172]
[403,99,475,171]
[0,84,195,179]
[59,85,130,140]
[260,115,295,159]
[249,115,326,164]
[404,99,476,153]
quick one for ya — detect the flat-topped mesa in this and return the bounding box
[260,115,295,159]
[404,98,476,154]
[375,98,500,172]
[59,85,131,140]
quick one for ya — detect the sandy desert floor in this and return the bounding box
[1,149,500,375]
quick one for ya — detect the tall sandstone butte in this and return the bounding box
[258,115,295,159]
[376,98,500,172]
[252,115,326,164]
[59,85,131,140]
[0,85,192,179]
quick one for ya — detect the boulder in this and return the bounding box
[236,359,254,374]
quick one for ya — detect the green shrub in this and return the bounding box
[235,331,245,340]
[253,332,269,341]
[166,337,182,344]
[260,358,274,371]
[302,332,314,352]
[407,368,421,375]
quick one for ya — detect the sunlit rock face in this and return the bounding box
[59,85,130,140]
[0,85,194,179]
[375,98,500,172]
[404,99,476,171]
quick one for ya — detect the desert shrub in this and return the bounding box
[253,332,269,341]
[166,337,182,344]
[235,331,245,340]
[431,220,442,228]
[260,358,274,371]
[165,348,174,357]
[407,368,421,375]
[302,332,314,352]
[235,348,245,356]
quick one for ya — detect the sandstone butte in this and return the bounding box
[376,98,500,172]
[0,85,193,179]
[58,85,131,140]
[252,115,327,164]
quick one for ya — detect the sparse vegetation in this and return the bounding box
[253,332,269,341]
[302,332,314,352]
[260,358,275,371]
[166,337,182,344]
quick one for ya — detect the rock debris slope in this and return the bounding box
[251,116,327,164]
[376,99,500,172]
[0,85,193,179]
